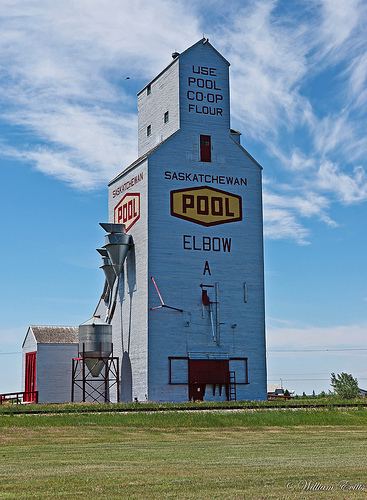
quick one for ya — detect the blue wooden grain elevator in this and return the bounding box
[93,38,267,402]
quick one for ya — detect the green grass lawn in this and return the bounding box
[1,397,367,415]
[1,410,367,499]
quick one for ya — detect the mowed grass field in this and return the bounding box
[1,409,367,499]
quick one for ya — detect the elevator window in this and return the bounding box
[200,135,211,162]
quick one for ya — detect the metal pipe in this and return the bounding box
[116,357,120,403]
[82,343,86,402]
[107,274,120,324]
[104,355,108,402]
[215,282,220,345]
[244,282,248,303]
[151,276,164,305]
[71,359,75,402]
[209,304,216,342]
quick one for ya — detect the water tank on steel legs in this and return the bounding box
[79,316,112,377]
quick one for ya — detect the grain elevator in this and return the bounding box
[22,38,267,403]
[93,38,267,402]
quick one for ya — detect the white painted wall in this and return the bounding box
[138,59,179,157]
[36,344,78,403]
[107,39,267,402]
[108,161,149,402]
[22,330,79,404]
[146,41,266,401]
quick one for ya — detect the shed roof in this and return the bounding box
[29,325,78,344]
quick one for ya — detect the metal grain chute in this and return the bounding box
[97,248,116,291]
[100,223,132,276]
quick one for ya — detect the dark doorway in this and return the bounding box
[188,383,206,401]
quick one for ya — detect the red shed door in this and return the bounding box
[24,351,37,402]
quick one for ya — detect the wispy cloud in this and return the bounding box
[263,205,310,245]
[214,0,367,243]
[0,0,200,188]
[348,51,367,107]
[263,186,338,244]
[316,0,362,60]
[316,160,367,203]
[219,1,310,141]
[0,0,366,241]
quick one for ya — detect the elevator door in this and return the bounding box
[188,359,230,401]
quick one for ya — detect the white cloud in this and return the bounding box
[0,0,201,188]
[316,160,367,204]
[218,1,310,141]
[263,205,310,245]
[262,182,338,244]
[0,0,366,242]
[286,149,315,172]
[212,0,366,242]
[348,52,367,106]
[316,0,361,60]
[267,188,335,220]
[267,321,367,350]
[313,113,354,157]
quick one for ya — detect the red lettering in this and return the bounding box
[117,206,122,223]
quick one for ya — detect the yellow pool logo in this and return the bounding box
[170,186,242,226]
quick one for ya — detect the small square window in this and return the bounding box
[147,84,151,95]
[147,125,151,137]
[164,111,169,124]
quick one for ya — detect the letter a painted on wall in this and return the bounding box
[203,261,211,275]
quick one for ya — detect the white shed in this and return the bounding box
[22,326,78,403]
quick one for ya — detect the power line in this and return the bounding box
[268,377,367,382]
[269,372,367,376]
[2,348,367,355]
[268,378,330,381]
[268,348,367,353]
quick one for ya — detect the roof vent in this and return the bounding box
[230,129,241,145]
[172,52,180,59]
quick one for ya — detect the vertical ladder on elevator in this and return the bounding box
[229,371,237,401]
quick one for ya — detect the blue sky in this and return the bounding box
[1,0,366,395]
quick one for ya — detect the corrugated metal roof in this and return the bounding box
[30,325,78,344]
